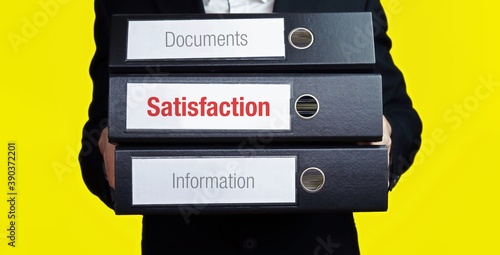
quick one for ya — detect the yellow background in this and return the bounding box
[1,0,499,254]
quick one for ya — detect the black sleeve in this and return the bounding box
[79,0,114,209]
[365,0,423,190]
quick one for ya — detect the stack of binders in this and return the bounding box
[108,13,388,214]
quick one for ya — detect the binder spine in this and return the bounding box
[109,13,375,73]
[108,74,382,143]
[114,146,388,214]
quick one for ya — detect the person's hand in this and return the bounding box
[370,116,392,165]
[360,116,392,164]
[98,127,116,189]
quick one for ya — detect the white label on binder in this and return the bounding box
[126,83,291,130]
[132,157,296,205]
[127,18,285,60]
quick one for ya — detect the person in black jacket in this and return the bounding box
[79,0,422,254]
